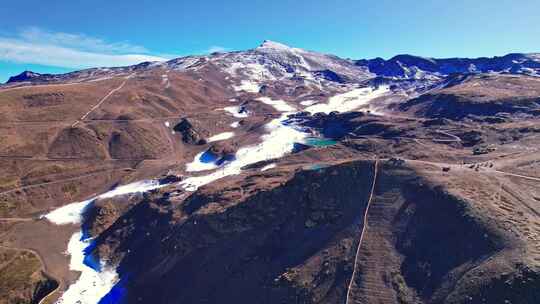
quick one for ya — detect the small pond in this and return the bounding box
[304,137,337,147]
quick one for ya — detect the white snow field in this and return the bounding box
[207,132,235,142]
[45,180,164,225]
[233,80,260,93]
[260,163,277,172]
[305,86,389,114]
[54,232,118,304]
[45,180,165,304]
[258,97,297,112]
[300,100,318,106]
[223,106,249,118]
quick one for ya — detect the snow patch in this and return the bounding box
[260,163,276,172]
[207,132,235,142]
[258,97,296,112]
[233,80,260,93]
[164,121,170,127]
[168,56,205,71]
[180,113,308,191]
[185,151,219,172]
[305,86,389,114]
[55,232,118,304]
[258,40,293,50]
[224,106,249,118]
[45,179,165,304]
[45,180,164,225]
[230,121,240,128]
[44,199,93,226]
[300,100,318,106]
[161,74,170,88]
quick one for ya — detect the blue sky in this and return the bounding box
[1,0,539,82]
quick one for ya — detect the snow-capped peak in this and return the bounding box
[527,53,540,61]
[258,40,294,50]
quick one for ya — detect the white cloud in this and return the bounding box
[19,27,150,54]
[0,27,169,69]
[205,45,229,54]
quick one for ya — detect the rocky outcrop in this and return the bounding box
[313,70,348,83]
[173,118,207,145]
[82,194,145,238]
[6,71,47,84]
[457,130,484,147]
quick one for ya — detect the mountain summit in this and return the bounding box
[258,40,294,50]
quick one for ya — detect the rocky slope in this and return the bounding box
[398,74,540,120]
[84,159,540,304]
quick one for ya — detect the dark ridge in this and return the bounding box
[355,53,540,78]
[6,71,49,83]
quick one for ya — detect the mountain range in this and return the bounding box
[6,41,540,86]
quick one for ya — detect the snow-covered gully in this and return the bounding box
[44,180,166,304]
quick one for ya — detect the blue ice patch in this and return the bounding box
[82,240,101,272]
[200,149,219,163]
[99,278,128,304]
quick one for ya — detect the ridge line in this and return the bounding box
[345,159,379,304]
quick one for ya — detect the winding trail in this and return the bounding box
[71,74,134,127]
[432,129,462,143]
[346,159,379,304]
